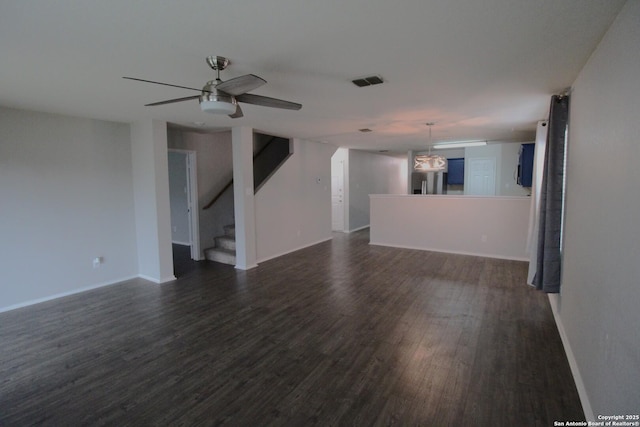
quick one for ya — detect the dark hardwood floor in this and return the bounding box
[172,243,199,278]
[0,230,583,426]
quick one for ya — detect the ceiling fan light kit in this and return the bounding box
[200,98,237,114]
[124,55,301,118]
[199,81,237,114]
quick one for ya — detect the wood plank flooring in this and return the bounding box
[0,230,584,425]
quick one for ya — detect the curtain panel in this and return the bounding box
[532,95,569,293]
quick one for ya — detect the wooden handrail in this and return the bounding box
[202,136,279,210]
[202,179,233,210]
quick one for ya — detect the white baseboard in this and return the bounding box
[347,225,370,233]
[257,236,333,264]
[0,275,139,313]
[548,295,594,421]
[234,263,259,271]
[368,241,529,262]
[138,274,177,284]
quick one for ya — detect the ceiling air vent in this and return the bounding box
[352,75,384,87]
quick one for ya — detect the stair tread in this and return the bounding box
[205,247,234,255]
[206,224,236,265]
[204,248,236,266]
[223,224,236,237]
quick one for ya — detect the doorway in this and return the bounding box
[168,149,200,261]
[331,149,347,231]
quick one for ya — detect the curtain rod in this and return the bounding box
[556,87,572,99]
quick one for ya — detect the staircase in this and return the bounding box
[204,224,236,266]
[201,134,292,268]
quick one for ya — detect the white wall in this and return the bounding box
[0,107,138,311]
[167,129,233,256]
[370,195,530,260]
[556,0,640,417]
[255,139,336,262]
[347,150,407,231]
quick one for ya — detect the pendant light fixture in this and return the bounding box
[414,123,447,172]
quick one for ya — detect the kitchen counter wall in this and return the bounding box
[370,195,531,260]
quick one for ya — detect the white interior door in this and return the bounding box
[467,157,496,196]
[331,159,345,231]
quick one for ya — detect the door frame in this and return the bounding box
[169,149,201,260]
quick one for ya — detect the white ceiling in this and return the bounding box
[0,0,626,153]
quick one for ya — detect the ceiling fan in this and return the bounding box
[123,56,302,118]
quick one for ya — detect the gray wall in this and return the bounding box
[347,149,407,231]
[0,107,138,310]
[168,151,190,245]
[559,0,640,415]
[347,150,407,231]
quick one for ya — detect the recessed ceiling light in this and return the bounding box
[192,121,205,126]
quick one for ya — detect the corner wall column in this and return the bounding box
[232,126,258,270]
[131,120,175,283]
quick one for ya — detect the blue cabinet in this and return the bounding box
[518,143,535,187]
[447,158,465,185]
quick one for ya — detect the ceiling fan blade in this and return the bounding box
[236,93,302,110]
[123,77,203,93]
[215,74,266,96]
[145,95,200,106]
[229,104,244,119]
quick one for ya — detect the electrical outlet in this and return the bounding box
[93,257,103,268]
[481,235,488,243]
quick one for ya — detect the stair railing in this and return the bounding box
[202,179,233,210]
[202,136,281,210]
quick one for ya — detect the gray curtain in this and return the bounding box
[533,95,569,293]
